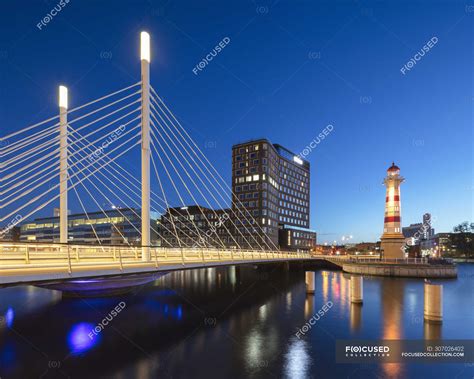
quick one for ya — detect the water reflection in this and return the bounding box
[424,321,442,340]
[4,308,14,329]
[381,279,404,340]
[0,264,471,378]
[350,303,362,331]
[304,294,314,319]
[68,322,99,354]
[284,338,310,379]
[380,279,406,378]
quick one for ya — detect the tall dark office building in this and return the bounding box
[232,139,316,250]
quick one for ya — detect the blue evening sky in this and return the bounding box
[0,0,472,243]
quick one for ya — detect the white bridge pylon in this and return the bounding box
[0,32,281,259]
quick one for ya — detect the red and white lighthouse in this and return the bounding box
[380,162,406,259]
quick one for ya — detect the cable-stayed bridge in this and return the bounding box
[0,32,315,292]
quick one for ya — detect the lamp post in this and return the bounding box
[59,85,68,244]
[140,31,151,261]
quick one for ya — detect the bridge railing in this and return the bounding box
[349,257,430,265]
[0,242,312,271]
[312,254,437,265]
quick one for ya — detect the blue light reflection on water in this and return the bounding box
[143,299,183,321]
[67,322,100,354]
[0,342,15,368]
[176,305,183,320]
[5,308,14,328]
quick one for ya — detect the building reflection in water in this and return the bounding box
[229,266,237,290]
[284,338,311,379]
[350,303,362,331]
[380,279,405,378]
[286,291,292,314]
[244,324,279,371]
[321,271,329,303]
[259,304,267,322]
[304,293,314,319]
[424,321,442,340]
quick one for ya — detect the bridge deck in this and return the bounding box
[0,243,314,285]
[0,243,395,285]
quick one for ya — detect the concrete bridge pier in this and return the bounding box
[350,276,363,304]
[424,282,443,323]
[305,271,315,294]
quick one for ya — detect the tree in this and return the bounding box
[449,222,474,258]
[453,221,472,233]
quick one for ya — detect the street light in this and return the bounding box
[140,31,150,62]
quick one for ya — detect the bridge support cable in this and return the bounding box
[2,147,61,182]
[0,138,140,234]
[149,124,229,250]
[1,82,145,231]
[0,131,141,223]
[67,98,141,138]
[0,84,141,196]
[1,109,136,193]
[66,139,142,248]
[0,150,59,192]
[67,108,141,151]
[1,159,61,209]
[69,173,107,250]
[150,112,256,251]
[148,132,212,248]
[150,120,238,249]
[1,164,60,204]
[68,129,201,248]
[0,122,141,212]
[1,134,60,168]
[1,115,59,142]
[150,88,278,251]
[1,107,140,188]
[0,82,141,143]
[67,180,134,248]
[67,143,143,244]
[149,138,215,248]
[67,177,133,248]
[1,124,59,159]
[150,101,268,251]
[3,85,140,158]
[152,141,217,248]
[66,135,195,248]
[150,152,184,249]
[150,88,279,251]
[66,82,141,116]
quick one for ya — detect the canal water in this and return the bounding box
[0,264,473,378]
